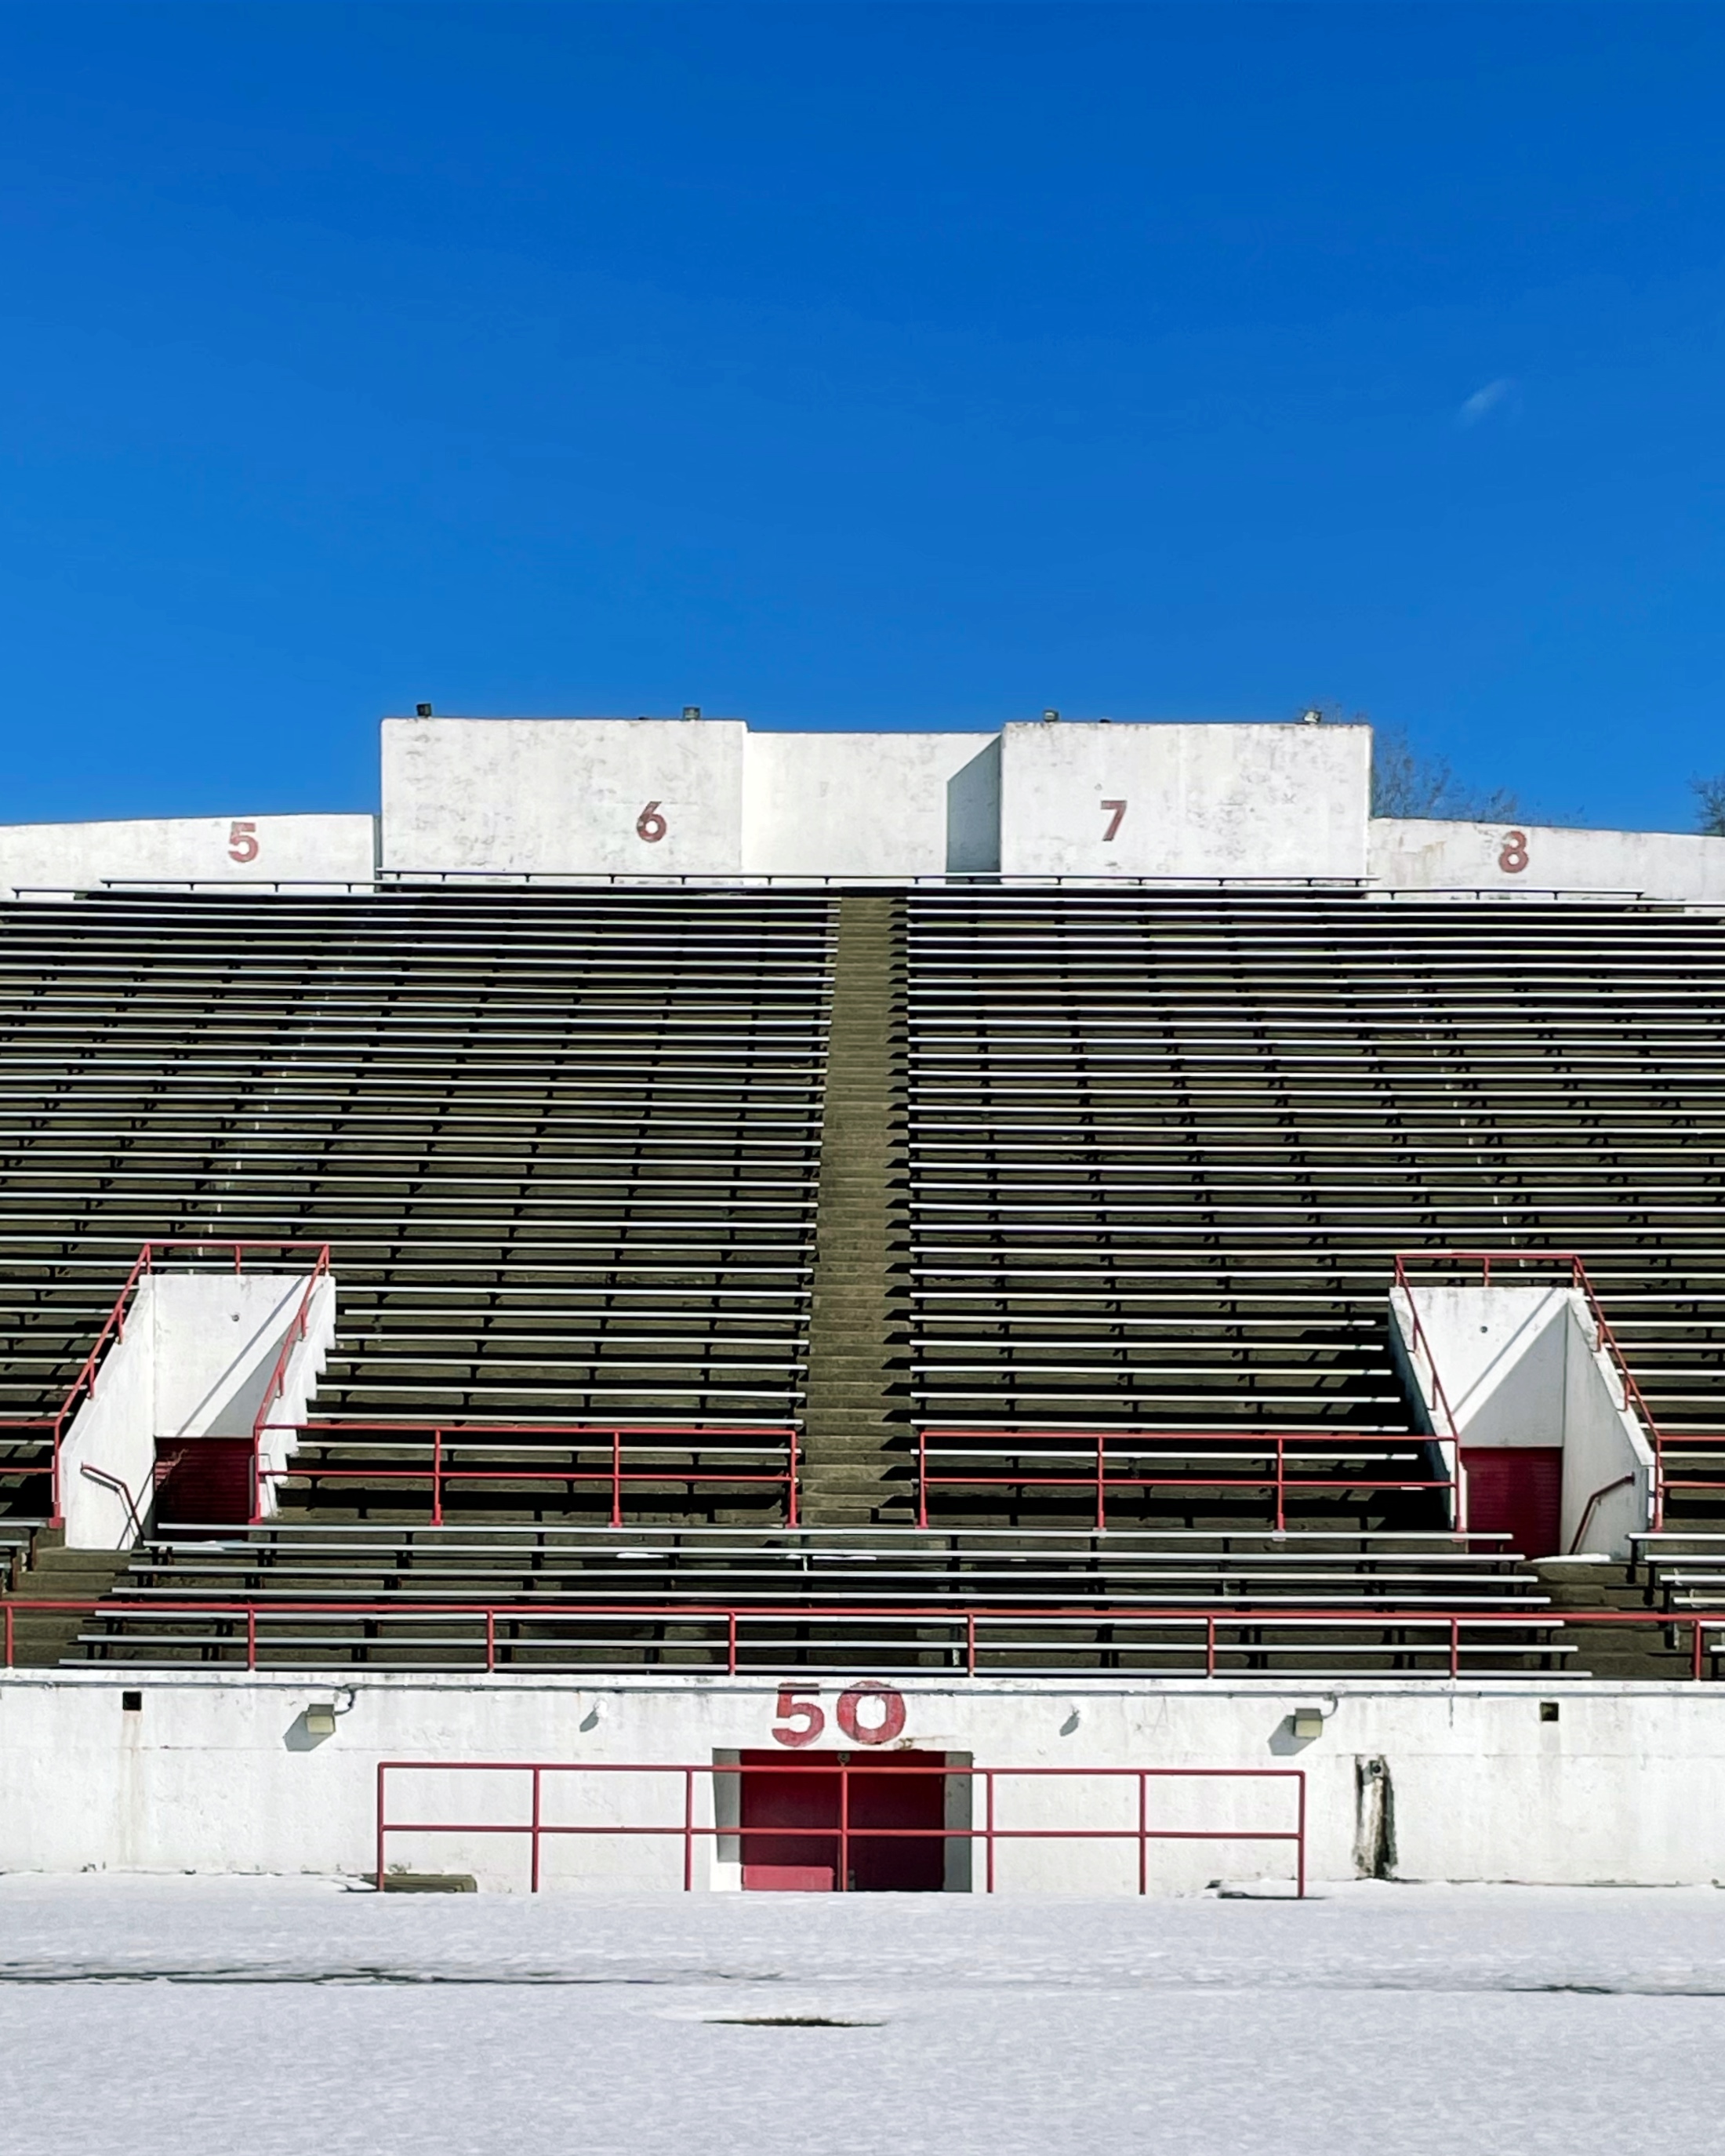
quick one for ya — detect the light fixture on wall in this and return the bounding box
[304,1703,337,1738]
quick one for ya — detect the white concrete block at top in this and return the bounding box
[0,814,376,900]
[998,722,1371,880]
[1371,816,1725,902]
[743,732,1000,876]
[382,716,749,876]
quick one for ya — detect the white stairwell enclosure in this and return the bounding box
[57,1245,336,1550]
[1389,1254,1654,1558]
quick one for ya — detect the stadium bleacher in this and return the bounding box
[2,881,1723,1682]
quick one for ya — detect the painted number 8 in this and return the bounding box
[1498,828,1529,874]
[636,801,667,843]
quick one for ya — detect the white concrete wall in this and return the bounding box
[3,1672,1724,1890]
[58,1271,336,1549]
[741,733,996,877]
[381,717,748,877]
[1388,1284,1652,1556]
[999,722,1370,879]
[1370,817,1725,903]
[0,814,376,899]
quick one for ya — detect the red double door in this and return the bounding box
[1461,1446,1563,1557]
[739,1751,949,1892]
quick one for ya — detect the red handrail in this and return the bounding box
[0,1242,331,1526]
[916,1426,1455,1535]
[9,1595,1719,1681]
[375,1759,1309,1896]
[253,1422,802,1530]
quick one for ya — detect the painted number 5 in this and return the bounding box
[636,801,667,843]
[1100,798,1127,842]
[227,820,259,863]
[771,1687,825,1748]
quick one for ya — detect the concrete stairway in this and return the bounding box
[799,896,909,1525]
[3,1536,133,1667]
[1529,1559,1697,1679]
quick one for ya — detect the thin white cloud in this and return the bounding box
[1456,377,1516,429]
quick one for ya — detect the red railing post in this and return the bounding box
[1694,1619,1705,1684]
[684,1768,695,1892]
[246,1604,256,1670]
[985,1769,996,1894]
[838,1763,850,1893]
[1095,1430,1107,1534]
[1206,1612,1216,1678]
[726,1610,737,1676]
[1296,1772,1307,1899]
[966,1609,977,1677]
[486,1609,496,1673]
[917,1427,928,1529]
[610,1429,623,1529]
[430,1428,444,1528]
[786,1427,799,1529]
[531,1765,543,1893]
[1449,1616,1460,1678]
[375,1762,387,1891]
[4,1604,11,1669]
[1137,1772,1148,1896]
[1274,1434,1286,1535]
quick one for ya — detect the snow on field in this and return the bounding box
[0,1877,1721,2156]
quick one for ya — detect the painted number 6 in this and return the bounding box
[636,801,667,843]
[227,820,259,863]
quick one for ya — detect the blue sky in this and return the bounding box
[3,3,1725,829]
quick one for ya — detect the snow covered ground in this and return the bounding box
[0,1877,1721,2155]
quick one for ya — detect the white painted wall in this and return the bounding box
[381,717,748,877]
[999,722,1371,879]
[741,733,997,877]
[1388,1284,1653,1556]
[2,1672,1723,1890]
[1370,816,1725,903]
[58,1271,336,1549]
[0,815,376,900]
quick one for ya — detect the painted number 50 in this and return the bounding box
[771,1682,908,1749]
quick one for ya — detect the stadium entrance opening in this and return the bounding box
[736,1750,950,1892]
[153,1438,254,1529]
[1462,1446,1563,1558]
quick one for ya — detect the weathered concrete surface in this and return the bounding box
[2,1671,1721,1889]
[743,732,993,876]
[1370,816,1725,901]
[0,814,375,898]
[999,721,1371,878]
[382,716,749,876]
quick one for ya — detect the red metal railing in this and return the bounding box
[0,1241,330,1526]
[254,1422,801,1529]
[1391,1250,1719,1532]
[915,1427,1454,1534]
[374,1759,1309,1896]
[13,1597,1723,1680]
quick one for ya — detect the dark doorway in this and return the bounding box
[738,1751,949,1892]
[1462,1446,1563,1557]
[154,1439,254,1528]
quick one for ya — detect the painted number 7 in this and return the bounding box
[1100,799,1127,842]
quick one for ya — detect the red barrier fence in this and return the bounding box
[374,1758,1309,1896]
[10,1598,1723,1679]
[915,1427,1454,1534]
[256,1422,801,1529]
